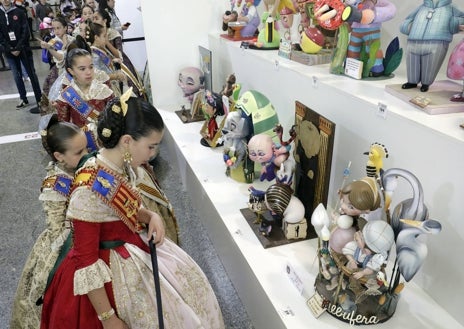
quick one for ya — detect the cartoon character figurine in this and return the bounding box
[342,0,396,76]
[222,0,242,35]
[200,91,225,147]
[236,0,261,37]
[261,183,307,238]
[363,142,388,178]
[222,89,279,183]
[400,0,464,92]
[310,162,442,323]
[314,0,402,77]
[329,177,382,253]
[342,221,394,280]
[247,125,296,184]
[221,110,253,183]
[177,67,205,104]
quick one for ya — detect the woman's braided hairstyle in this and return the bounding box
[97,94,164,149]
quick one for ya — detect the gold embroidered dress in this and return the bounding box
[40,156,224,329]
[136,165,179,244]
[10,162,72,329]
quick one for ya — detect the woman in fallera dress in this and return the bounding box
[10,114,88,329]
[40,90,225,329]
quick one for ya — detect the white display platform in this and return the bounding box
[385,80,464,115]
[207,34,464,327]
[159,108,463,329]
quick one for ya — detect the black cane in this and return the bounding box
[149,236,164,329]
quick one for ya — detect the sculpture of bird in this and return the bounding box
[381,168,429,238]
[364,142,388,178]
[396,219,442,282]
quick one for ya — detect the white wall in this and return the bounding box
[114,0,146,73]
[140,0,229,109]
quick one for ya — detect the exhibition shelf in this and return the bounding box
[158,108,463,329]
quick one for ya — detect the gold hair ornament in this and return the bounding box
[119,87,133,116]
[102,128,112,138]
[111,104,121,114]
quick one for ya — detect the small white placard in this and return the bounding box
[344,58,363,80]
[377,102,387,119]
[306,291,327,318]
[285,262,304,295]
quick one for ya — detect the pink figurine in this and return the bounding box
[177,67,204,105]
[447,26,464,102]
[247,126,295,185]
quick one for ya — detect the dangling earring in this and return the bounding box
[123,148,132,176]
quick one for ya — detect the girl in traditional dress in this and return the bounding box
[98,0,127,37]
[87,21,127,95]
[40,91,224,329]
[54,46,115,127]
[39,16,75,98]
[93,8,142,97]
[72,5,94,38]
[10,114,88,329]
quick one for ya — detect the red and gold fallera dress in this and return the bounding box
[54,77,114,128]
[40,156,224,329]
[10,163,73,329]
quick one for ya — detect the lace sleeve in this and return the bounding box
[73,259,112,295]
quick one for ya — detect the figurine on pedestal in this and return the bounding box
[200,91,225,147]
[221,110,253,183]
[247,124,296,185]
[222,0,241,36]
[342,0,397,77]
[446,26,464,102]
[309,160,442,324]
[177,67,205,122]
[400,0,464,92]
[262,183,307,238]
[224,0,261,39]
[278,6,299,56]
[250,0,293,49]
[221,73,238,98]
[313,0,402,77]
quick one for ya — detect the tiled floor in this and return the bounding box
[0,43,253,328]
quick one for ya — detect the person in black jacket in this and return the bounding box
[0,0,42,112]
